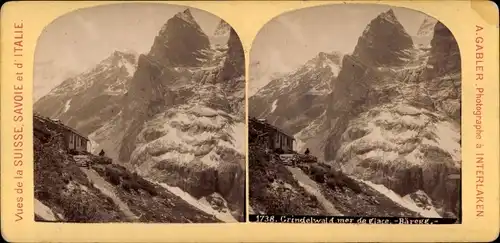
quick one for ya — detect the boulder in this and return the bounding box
[73,155,91,167]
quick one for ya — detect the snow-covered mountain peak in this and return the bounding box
[42,50,138,98]
[304,51,343,76]
[111,50,139,61]
[209,19,232,48]
[416,17,438,37]
[412,16,439,49]
[101,51,139,77]
[214,19,231,37]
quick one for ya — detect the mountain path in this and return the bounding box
[34,198,58,221]
[286,166,343,216]
[150,179,238,223]
[80,168,139,221]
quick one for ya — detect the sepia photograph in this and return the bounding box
[33,3,246,223]
[248,4,461,223]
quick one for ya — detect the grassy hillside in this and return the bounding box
[34,115,221,223]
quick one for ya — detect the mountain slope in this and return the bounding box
[249,51,342,155]
[34,51,138,137]
[34,115,221,223]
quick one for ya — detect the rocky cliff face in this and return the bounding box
[35,8,246,222]
[327,11,461,217]
[118,9,246,221]
[218,28,245,86]
[333,103,461,217]
[422,22,461,121]
[426,22,461,78]
[149,9,210,67]
[250,10,461,218]
[118,9,211,162]
[352,9,413,67]
[324,9,415,161]
[329,12,461,217]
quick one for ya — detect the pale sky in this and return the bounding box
[249,4,431,95]
[34,3,221,100]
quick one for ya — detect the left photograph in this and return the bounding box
[33,3,246,223]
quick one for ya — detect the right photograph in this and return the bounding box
[248,4,461,223]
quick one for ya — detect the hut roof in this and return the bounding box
[34,113,89,141]
[249,117,295,140]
